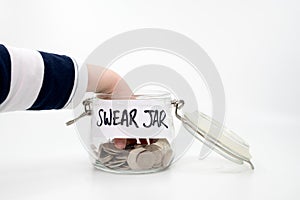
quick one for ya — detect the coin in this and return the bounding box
[108,159,126,165]
[118,165,130,170]
[145,145,163,167]
[106,161,126,168]
[95,138,173,171]
[115,151,129,160]
[127,147,146,170]
[99,154,113,163]
[136,150,155,170]
[102,143,122,155]
[162,149,173,167]
[152,139,170,152]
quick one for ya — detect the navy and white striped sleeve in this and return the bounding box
[0,44,88,112]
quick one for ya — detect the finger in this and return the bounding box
[113,138,127,149]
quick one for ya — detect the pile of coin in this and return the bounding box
[92,139,173,171]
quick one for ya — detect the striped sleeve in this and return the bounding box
[0,44,87,112]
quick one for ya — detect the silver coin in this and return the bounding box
[118,165,130,170]
[144,144,160,151]
[127,147,146,170]
[106,161,126,169]
[115,156,128,160]
[97,144,103,157]
[96,139,173,171]
[116,150,130,159]
[145,145,163,166]
[134,144,144,148]
[102,143,122,155]
[136,150,155,170]
[152,139,171,152]
[99,154,113,163]
[98,147,109,158]
[108,159,126,165]
[162,149,173,167]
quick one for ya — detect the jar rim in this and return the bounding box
[95,90,171,100]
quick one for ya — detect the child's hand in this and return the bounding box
[86,64,132,95]
[87,64,132,149]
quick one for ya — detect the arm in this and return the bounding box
[0,44,129,149]
[0,44,132,112]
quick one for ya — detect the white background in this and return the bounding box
[0,0,299,199]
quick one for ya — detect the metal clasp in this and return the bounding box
[171,99,185,121]
[66,98,93,126]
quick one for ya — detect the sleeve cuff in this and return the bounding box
[64,61,88,109]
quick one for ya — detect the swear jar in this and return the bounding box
[89,92,175,174]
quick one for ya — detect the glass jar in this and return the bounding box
[87,92,174,174]
[67,92,254,174]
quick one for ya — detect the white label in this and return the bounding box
[91,99,174,140]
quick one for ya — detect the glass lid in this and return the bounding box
[172,100,254,169]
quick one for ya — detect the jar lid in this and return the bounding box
[172,100,254,169]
